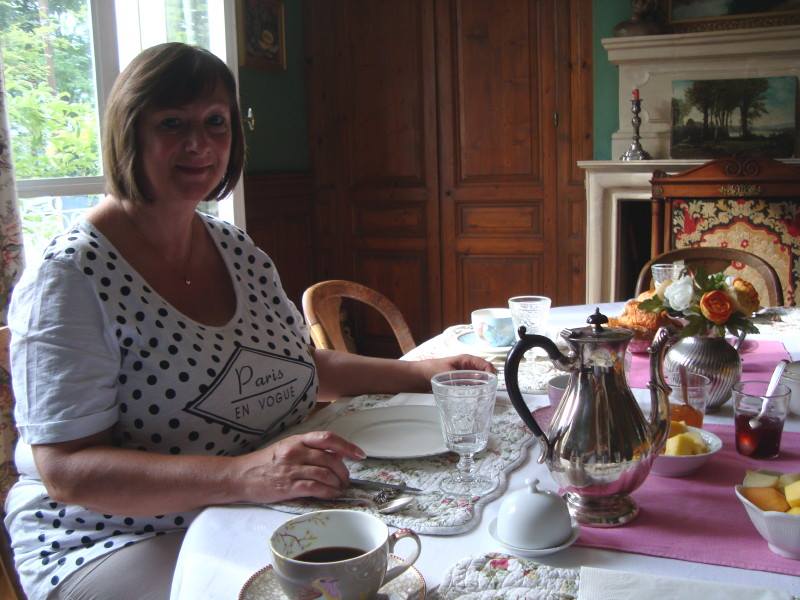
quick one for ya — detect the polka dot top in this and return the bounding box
[5,212,317,599]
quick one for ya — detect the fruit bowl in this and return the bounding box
[650,427,722,478]
[735,485,800,559]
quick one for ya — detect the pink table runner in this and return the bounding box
[567,422,800,576]
[627,339,790,389]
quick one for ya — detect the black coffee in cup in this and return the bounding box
[294,546,365,563]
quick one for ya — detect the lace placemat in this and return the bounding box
[753,307,800,337]
[430,553,579,600]
[403,325,561,393]
[270,394,535,535]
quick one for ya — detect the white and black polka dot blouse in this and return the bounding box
[5,212,317,599]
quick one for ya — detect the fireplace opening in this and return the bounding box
[616,200,652,300]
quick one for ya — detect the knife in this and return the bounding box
[349,478,423,494]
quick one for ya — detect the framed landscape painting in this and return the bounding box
[664,0,800,32]
[670,76,798,159]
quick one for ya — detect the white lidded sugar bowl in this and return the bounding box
[496,478,574,550]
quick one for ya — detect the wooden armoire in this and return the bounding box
[304,0,592,356]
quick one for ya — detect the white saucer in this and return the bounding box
[239,555,426,600]
[456,331,512,354]
[488,518,580,557]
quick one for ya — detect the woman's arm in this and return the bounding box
[32,428,366,516]
[313,348,494,401]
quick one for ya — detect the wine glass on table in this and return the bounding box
[431,370,498,496]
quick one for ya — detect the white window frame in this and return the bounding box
[13,0,246,227]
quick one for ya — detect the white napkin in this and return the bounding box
[578,567,792,600]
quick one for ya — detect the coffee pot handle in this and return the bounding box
[504,327,566,445]
[384,528,421,585]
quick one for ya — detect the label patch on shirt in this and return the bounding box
[183,345,315,436]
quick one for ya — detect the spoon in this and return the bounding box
[749,362,787,429]
[338,495,415,514]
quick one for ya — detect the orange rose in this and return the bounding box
[699,290,734,325]
[731,277,760,315]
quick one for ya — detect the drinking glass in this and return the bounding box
[651,263,684,286]
[664,370,710,428]
[733,380,791,459]
[508,296,552,338]
[431,370,498,496]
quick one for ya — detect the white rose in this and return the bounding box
[664,275,694,312]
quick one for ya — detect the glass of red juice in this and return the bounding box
[733,380,791,459]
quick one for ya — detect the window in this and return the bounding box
[1,0,242,267]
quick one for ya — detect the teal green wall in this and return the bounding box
[593,0,630,160]
[239,0,309,173]
[241,2,631,168]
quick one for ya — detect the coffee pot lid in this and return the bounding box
[562,308,633,344]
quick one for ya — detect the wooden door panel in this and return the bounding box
[354,251,429,356]
[456,0,542,182]
[554,0,593,305]
[348,1,428,186]
[458,202,542,237]
[460,255,543,310]
[438,0,557,323]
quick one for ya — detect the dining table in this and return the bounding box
[169,302,800,599]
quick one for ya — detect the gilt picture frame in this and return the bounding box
[237,0,287,70]
[662,0,800,33]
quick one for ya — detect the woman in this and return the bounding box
[5,43,490,600]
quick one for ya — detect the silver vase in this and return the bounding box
[664,336,742,411]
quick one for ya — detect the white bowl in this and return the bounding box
[735,485,800,559]
[650,427,722,478]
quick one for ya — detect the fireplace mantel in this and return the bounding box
[603,25,800,160]
[577,159,800,304]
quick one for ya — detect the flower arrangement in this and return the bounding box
[639,267,760,339]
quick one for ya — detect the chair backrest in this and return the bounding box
[650,157,800,306]
[0,326,24,599]
[302,280,416,355]
[635,247,784,307]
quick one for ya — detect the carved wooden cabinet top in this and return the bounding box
[651,157,800,199]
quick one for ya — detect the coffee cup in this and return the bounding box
[270,509,421,599]
[471,308,514,347]
[547,374,569,407]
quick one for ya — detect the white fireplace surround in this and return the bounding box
[580,25,800,304]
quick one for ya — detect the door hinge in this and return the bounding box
[553,112,559,128]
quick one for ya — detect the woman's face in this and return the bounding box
[136,82,233,207]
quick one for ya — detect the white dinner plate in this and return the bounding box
[327,406,448,459]
[456,331,512,354]
[488,518,580,557]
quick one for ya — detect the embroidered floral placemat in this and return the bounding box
[430,553,579,599]
[270,394,535,535]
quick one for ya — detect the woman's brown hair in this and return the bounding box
[102,42,245,203]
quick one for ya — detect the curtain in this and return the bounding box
[0,49,24,325]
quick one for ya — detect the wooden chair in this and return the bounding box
[302,280,416,355]
[650,157,800,306]
[635,247,784,307]
[0,326,24,599]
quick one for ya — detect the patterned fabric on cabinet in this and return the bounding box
[672,198,799,306]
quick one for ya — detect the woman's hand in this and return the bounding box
[409,354,495,390]
[231,431,366,503]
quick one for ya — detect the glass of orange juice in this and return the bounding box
[665,371,710,428]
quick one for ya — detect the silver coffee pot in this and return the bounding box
[504,309,672,527]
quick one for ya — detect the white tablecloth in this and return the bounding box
[170,302,800,599]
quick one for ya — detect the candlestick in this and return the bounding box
[620,96,651,161]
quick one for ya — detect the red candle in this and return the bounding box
[632,88,640,101]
